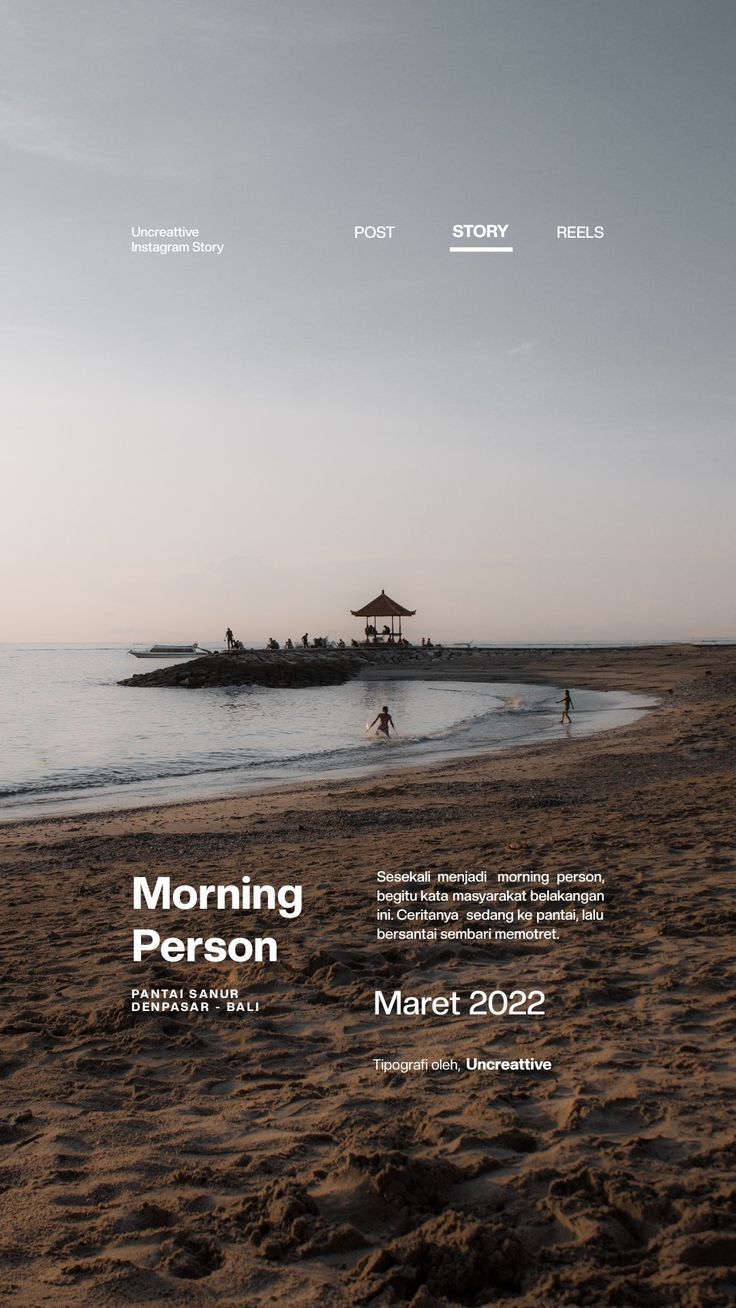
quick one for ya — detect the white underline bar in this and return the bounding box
[449,246,514,253]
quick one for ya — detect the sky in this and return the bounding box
[0,0,734,643]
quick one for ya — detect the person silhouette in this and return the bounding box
[369,705,395,738]
[558,689,574,724]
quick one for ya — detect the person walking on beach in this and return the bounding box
[225,626,234,650]
[302,632,309,649]
[558,689,574,724]
[369,705,395,739]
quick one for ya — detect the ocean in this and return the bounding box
[0,645,653,819]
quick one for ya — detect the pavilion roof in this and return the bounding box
[350,589,416,618]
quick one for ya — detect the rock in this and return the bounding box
[119,653,360,690]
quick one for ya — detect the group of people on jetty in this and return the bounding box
[266,634,341,651]
[226,626,432,654]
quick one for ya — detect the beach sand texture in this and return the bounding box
[0,645,734,1306]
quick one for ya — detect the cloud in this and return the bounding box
[0,97,115,171]
[0,96,200,181]
[507,338,539,357]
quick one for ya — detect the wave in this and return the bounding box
[0,677,653,818]
[0,698,533,803]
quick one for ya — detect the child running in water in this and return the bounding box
[369,705,395,738]
[558,689,574,724]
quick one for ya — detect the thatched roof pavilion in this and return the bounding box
[350,589,416,643]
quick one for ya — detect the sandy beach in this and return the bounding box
[1,644,734,1307]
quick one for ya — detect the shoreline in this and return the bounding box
[2,640,714,827]
[1,642,734,1305]
[0,690,656,831]
[0,687,653,827]
[0,696,653,830]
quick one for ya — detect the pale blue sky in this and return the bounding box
[1,0,734,641]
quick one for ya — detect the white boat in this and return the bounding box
[128,643,207,659]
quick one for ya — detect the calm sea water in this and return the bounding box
[0,645,653,819]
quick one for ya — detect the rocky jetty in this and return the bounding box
[119,651,361,690]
